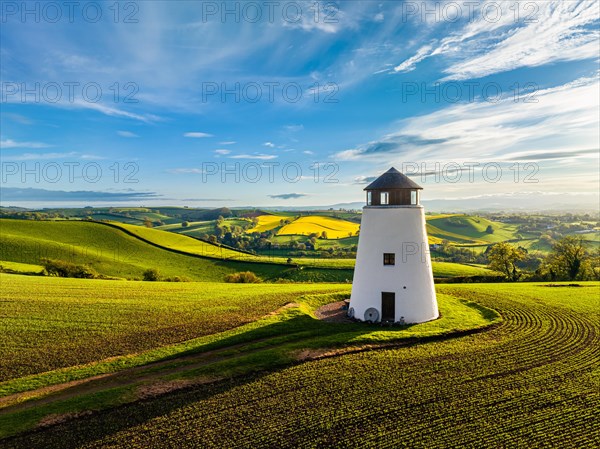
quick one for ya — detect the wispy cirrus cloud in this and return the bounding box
[335,75,600,164]
[3,113,33,125]
[393,44,433,73]
[117,131,139,138]
[184,132,213,138]
[229,153,277,160]
[3,151,78,160]
[336,136,451,160]
[1,138,52,149]
[506,148,599,162]
[393,1,600,80]
[70,99,161,123]
[166,168,203,174]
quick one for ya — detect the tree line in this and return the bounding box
[487,236,599,281]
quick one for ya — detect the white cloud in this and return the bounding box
[263,142,276,148]
[1,139,52,149]
[283,124,304,133]
[394,45,433,73]
[184,132,213,138]
[4,152,79,161]
[445,1,600,80]
[219,141,236,145]
[71,100,160,123]
[335,75,600,166]
[3,113,33,125]
[215,149,231,155]
[281,1,350,34]
[393,1,600,80]
[117,131,139,138]
[229,153,278,160]
[167,168,203,174]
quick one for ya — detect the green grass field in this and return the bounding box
[0,273,499,438]
[426,214,519,244]
[0,219,299,281]
[105,222,254,261]
[0,219,498,280]
[0,261,44,275]
[1,280,597,447]
[0,274,349,383]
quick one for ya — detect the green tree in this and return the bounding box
[547,236,589,280]
[182,221,189,227]
[487,242,526,281]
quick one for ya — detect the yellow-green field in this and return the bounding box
[247,215,287,233]
[0,261,44,275]
[278,216,360,239]
[245,212,518,246]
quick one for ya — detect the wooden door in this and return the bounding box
[381,292,395,322]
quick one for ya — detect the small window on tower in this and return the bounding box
[381,192,389,205]
[383,253,395,265]
[411,190,417,205]
[367,191,372,205]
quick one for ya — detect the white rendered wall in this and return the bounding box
[349,206,438,324]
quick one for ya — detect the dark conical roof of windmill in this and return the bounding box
[364,167,423,190]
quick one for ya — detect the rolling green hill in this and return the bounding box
[0,220,307,282]
[86,222,499,277]
[426,214,519,244]
[0,219,499,281]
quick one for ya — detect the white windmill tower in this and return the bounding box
[349,167,438,324]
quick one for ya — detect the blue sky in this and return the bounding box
[1,0,599,210]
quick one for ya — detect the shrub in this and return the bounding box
[41,258,99,279]
[143,268,161,281]
[163,276,192,282]
[224,271,262,283]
